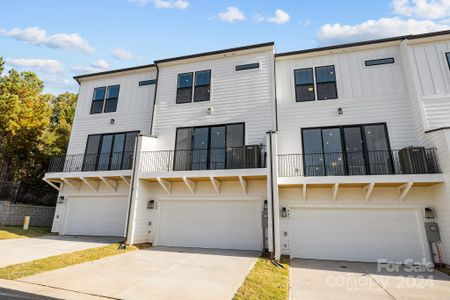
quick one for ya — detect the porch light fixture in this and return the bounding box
[337,107,343,115]
[110,118,115,124]
[57,196,65,204]
[263,200,268,210]
[425,207,435,219]
[281,207,288,218]
[147,200,155,209]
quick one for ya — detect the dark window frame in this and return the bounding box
[176,72,194,104]
[314,65,338,101]
[193,69,211,102]
[83,130,139,171]
[365,57,395,67]
[90,85,120,114]
[139,79,157,86]
[235,63,260,71]
[301,122,393,176]
[294,68,316,102]
[446,52,450,70]
[174,122,245,170]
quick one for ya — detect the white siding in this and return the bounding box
[408,40,450,130]
[67,69,156,155]
[275,46,419,154]
[151,50,275,150]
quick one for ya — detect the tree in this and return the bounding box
[0,57,77,182]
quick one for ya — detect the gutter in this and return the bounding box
[268,131,276,258]
[150,64,160,137]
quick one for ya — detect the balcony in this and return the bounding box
[48,151,134,173]
[278,148,441,177]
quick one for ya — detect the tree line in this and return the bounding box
[0,57,77,187]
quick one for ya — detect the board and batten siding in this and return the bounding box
[408,40,450,131]
[275,46,420,154]
[66,70,157,155]
[151,50,275,151]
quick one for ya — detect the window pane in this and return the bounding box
[122,132,138,169]
[446,52,450,69]
[83,135,100,171]
[85,135,101,154]
[322,128,344,176]
[364,124,392,175]
[174,128,193,171]
[302,129,324,176]
[315,66,336,83]
[210,126,225,170]
[177,73,193,88]
[296,85,315,101]
[343,127,366,175]
[317,82,337,100]
[226,124,244,147]
[192,127,209,170]
[93,87,106,101]
[90,100,104,114]
[104,98,118,113]
[106,85,120,99]
[194,86,210,102]
[98,135,113,170]
[295,69,314,85]
[110,134,125,170]
[195,70,211,86]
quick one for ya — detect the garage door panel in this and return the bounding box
[157,200,262,251]
[289,207,426,263]
[64,196,128,237]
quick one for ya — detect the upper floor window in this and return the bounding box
[294,65,337,102]
[90,85,120,114]
[315,66,337,100]
[294,68,315,102]
[176,70,211,104]
[365,57,395,66]
[446,52,450,70]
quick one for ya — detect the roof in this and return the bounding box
[73,64,156,82]
[154,42,275,64]
[276,29,450,58]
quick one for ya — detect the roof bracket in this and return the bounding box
[364,183,375,202]
[399,182,413,202]
[120,175,131,186]
[99,177,117,192]
[303,184,307,202]
[239,176,247,195]
[183,177,195,195]
[332,183,339,202]
[43,179,61,191]
[210,176,220,194]
[80,177,98,191]
[61,178,80,191]
[157,178,171,195]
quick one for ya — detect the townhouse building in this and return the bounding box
[44,30,450,266]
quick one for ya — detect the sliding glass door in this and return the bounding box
[174,123,244,171]
[302,123,392,176]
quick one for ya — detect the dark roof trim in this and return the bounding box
[73,64,156,82]
[276,30,450,58]
[425,126,450,134]
[154,42,274,64]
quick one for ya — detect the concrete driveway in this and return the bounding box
[0,236,121,267]
[291,259,450,300]
[20,247,259,300]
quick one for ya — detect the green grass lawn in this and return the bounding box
[0,243,148,280]
[0,226,53,240]
[233,257,289,300]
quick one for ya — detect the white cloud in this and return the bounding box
[5,58,64,74]
[0,26,95,53]
[317,17,450,44]
[153,0,189,9]
[255,9,290,25]
[217,6,246,23]
[91,59,109,70]
[111,48,134,60]
[393,0,450,20]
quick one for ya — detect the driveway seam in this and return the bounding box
[16,279,121,300]
[359,263,397,300]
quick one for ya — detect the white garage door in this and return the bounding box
[64,196,128,237]
[157,200,262,251]
[289,207,427,263]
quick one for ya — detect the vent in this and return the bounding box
[139,79,157,86]
[236,63,260,71]
[365,57,395,67]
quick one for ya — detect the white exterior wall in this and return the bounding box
[151,50,275,150]
[67,69,157,155]
[276,46,420,154]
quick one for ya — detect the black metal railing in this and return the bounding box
[141,145,266,172]
[278,148,440,177]
[47,151,134,173]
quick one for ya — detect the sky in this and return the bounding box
[1,0,450,94]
